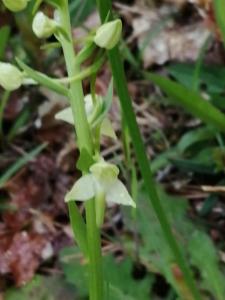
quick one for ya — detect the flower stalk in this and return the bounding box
[57,2,104,300]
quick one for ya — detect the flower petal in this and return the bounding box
[106,179,136,207]
[100,118,117,140]
[55,107,74,125]
[65,174,95,202]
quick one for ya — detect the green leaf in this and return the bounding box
[151,148,177,174]
[5,275,76,300]
[168,63,225,95]
[60,246,89,297]
[189,231,225,300]
[60,248,153,300]
[170,147,224,174]
[67,201,88,257]
[177,127,216,153]
[133,185,225,300]
[130,186,194,298]
[0,26,10,60]
[16,58,68,96]
[147,73,225,133]
[214,0,225,47]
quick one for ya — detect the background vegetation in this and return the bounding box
[0,0,225,299]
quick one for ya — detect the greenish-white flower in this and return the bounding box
[94,19,122,50]
[32,11,58,39]
[2,0,29,12]
[65,160,136,207]
[55,94,116,139]
[0,62,23,91]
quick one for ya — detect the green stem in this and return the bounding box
[85,200,104,300]
[96,1,202,300]
[58,2,104,299]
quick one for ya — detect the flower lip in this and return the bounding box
[90,161,119,181]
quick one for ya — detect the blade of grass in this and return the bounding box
[146,73,225,133]
[213,0,225,47]
[0,143,47,188]
[192,34,212,91]
[96,1,202,299]
[7,107,30,142]
[0,25,10,60]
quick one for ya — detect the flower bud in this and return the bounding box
[94,19,122,50]
[2,0,29,12]
[0,62,23,91]
[32,12,58,39]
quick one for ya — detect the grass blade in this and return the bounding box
[213,0,225,47]
[96,1,202,299]
[147,73,225,132]
[0,26,10,60]
[0,143,47,188]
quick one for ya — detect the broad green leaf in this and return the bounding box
[60,248,153,300]
[130,186,194,299]
[214,0,225,47]
[189,231,225,300]
[147,73,225,133]
[129,185,225,300]
[60,247,88,297]
[16,58,68,96]
[5,275,76,300]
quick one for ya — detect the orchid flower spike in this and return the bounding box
[94,19,122,50]
[65,159,136,208]
[0,62,24,91]
[2,0,30,12]
[55,94,116,139]
[32,11,58,39]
